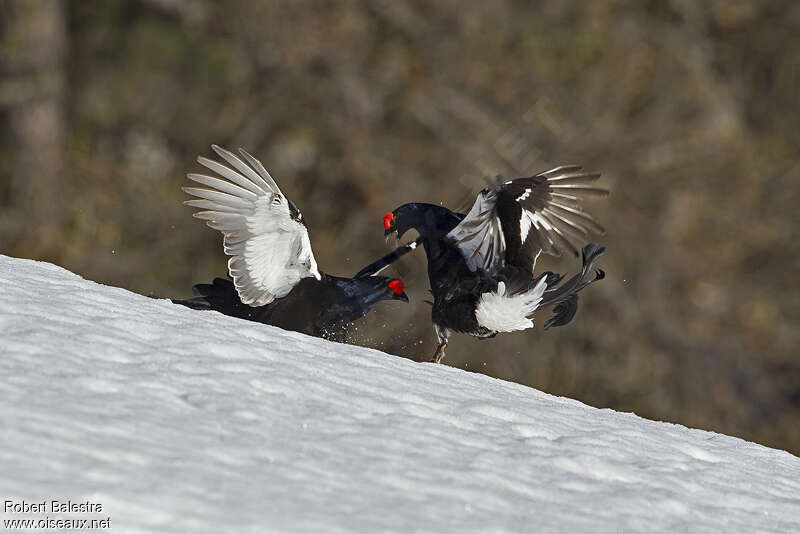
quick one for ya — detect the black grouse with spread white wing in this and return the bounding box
[376,166,608,362]
[173,145,408,342]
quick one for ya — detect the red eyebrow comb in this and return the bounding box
[383,212,394,230]
[388,278,405,294]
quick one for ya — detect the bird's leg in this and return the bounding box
[431,341,448,364]
[431,324,450,364]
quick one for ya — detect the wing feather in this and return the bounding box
[540,165,584,177]
[541,207,592,237]
[184,199,250,214]
[186,173,259,200]
[196,157,267,195]
[546,203,606,235]
[447,165,607,274]
[210,144,280,194]
[183,146,320,306]
[181,187,253,209]
[236,147,283,193]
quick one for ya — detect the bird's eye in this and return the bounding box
[383,212,395,230]
[388,278,405,294]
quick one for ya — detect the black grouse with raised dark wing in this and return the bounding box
[172,145,408,342]
[372,166,608,362]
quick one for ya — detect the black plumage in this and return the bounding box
[173,274,408,343]
[376,166,608,362]
[173,145,408,342]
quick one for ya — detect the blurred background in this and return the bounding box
[1,1,799,453]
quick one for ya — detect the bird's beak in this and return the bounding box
[393,291,409,303]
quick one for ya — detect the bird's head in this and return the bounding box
[383,209,404,240]
[351,274,409,304]
[383,203,426,241]
[385,277,409,302]
[383,203,459,242]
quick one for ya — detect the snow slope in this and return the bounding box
[1,254,799,533]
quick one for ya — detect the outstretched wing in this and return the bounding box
[446,165,607,274]
[183,145,320,306]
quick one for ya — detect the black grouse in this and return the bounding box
[172,145,409,343]
[373,165,608,362]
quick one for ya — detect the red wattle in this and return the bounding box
[388,278,405,294]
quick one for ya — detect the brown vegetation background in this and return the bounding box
[2,1,799,454]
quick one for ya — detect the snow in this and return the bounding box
[1,254,799,533]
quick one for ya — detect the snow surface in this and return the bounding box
[1,254,799,533]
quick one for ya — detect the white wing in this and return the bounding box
[183,145,320,306]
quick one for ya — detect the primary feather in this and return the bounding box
[447,166,608,274]
[183,145,320,306]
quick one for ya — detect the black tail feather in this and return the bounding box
[543,294,578,330]
[171,297,212,310]
[540,243,606,330]
[172,277,252,318]
[354,236,423,278]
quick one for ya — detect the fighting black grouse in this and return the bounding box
[375,165,608,362]
[173,145,408,342]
